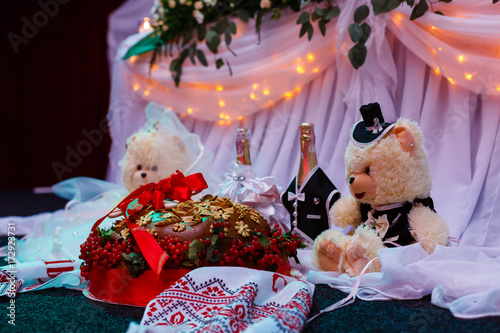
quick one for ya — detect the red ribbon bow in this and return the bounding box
[91,171,208,277]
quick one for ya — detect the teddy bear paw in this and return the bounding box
[345,241,370,276]
[316,239,344,272]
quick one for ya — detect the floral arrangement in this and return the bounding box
[124,0,462,86]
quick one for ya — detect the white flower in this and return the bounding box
[168,0,176,8]
[260,0,271,9]
[194,1,203,10]
[193,10,204,24]
[179,0,186,4]
[203,0,216,6]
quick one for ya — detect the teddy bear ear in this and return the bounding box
[392,125,416,154]
[171,135,186,152]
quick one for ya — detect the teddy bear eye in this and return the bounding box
[151,166,158,172]
[366,166,370,175]
[137,165,142,171]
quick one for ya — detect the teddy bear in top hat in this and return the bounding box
[312,102,450,276]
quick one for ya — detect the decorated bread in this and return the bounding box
[79,172,301,282]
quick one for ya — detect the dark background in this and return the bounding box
[0,0,126,190]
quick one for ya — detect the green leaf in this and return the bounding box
[439,0,452,2]
[123,33,162,59]
[371,0,404,15]
[216,58,224,69]
[406,0,415,6]
[225,29,232,46]
[122,252,147,279]
[325,6,340,20]
[228,21,237,34]
[299,22,313,39]
[182,30,193,47]
[189,43,196,65]
[235,9,249,23]
[197,50,208,66]
[187,239,205,264]
[205,30,220,53]
[314,8,326,17]
[494,0,499,4]
[359,23,372,43]
[318,19,326,36]
[206,243,222,262]
[257,232,270,248]
[197,25,206,42]
[434,10,444,15]
[296,11,310,24]
[348,43,367,69]
[410,0,429,20]
[215,18,229,34]
[354,5,370,23]
[348,23,364,43]
[170,58,181,72]
[173,67,182,87]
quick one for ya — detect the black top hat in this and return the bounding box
[350,102,395,147]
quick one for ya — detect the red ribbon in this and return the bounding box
[91,171,208,277]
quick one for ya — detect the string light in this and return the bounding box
[263,89,270,95]
[144,90,150,96]
[313,67,319,73]
[139,17,152,33]
[129,56,137,63]
[219,100,226,107]
[295,86,301,92]
[458,55,465,63]
[219,113,225,119]
[434,68,440,75]
[216,85,223,91]
[465,73,472,80]
[187,108,193,114]
[133,84,140,91]
[448,77,455,85]
[296,66,305,74]
[249,93,256,100]
[252,83,258,90]
[238,116,243,120]
[431,26,436,30]
[496,86,500,92]
[284,92,293,98]
[307,54,314,61]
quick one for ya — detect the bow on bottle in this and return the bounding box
[91,171,208,277]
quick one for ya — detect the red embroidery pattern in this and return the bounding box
[141,273,312,332]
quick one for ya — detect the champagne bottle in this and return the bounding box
[297,123,318,186]
[235,128,252,166]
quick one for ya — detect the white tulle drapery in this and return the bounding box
[102,0,500,319]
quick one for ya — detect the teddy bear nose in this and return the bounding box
[348,176,355,184]
[141,173,147,178]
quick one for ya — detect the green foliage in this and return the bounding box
[122,252,147,279]
[125,0,462,85]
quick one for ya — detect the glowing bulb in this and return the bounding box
[431,26,436,30]
[434,68,440,75]
[250,93,256,100]
[465,73,472,80]
[284,92,293,98]
[139,17,152,33]
[133,84,139,91]
[130,56,137,63]
[219,100,226,107]
[497,86,500,92]
[218,120,224,125]
[187,108,193,114]
[448,77,455,85]
[313,67,319,73]
[219,112,225,119]
[144,90,150,96]
[216,85,223,91]
[458,55,464,63]
[438,47,442,51]
[225,115,230,120]
[252,83,258,90]
[263,89,270,96]
[295,86,301,92]
[307,54,314,61]
[238,116,243,120]
[296,66,305,74]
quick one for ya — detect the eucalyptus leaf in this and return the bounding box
[216,58,224,69]
[410,0,429,20]
[170,58,181,72]
[325,6,340,20]
[189,43,196,65]
[314,8,326,17]
[196,50,208,66]
[439,0,452,2]
[371,0,403,15]
[257,232,270,248]
[228,21,237,34]
[225,29,232,46]
[205,30,220,53]
[307,22,314,41]
[360,23,372,43]
[187,239,205,263]
[348,23,364,43]
[296,11,310,24]
[348,43,367,69]
[434,10,444,15]
[122,252,147,279]
[354,5,370,23]
[123,33,162,59]
[235,9,249,23]
[182,31,193,47]
[406,0,415,6]
[494,0,499,4]
[197,25,206,42]
[318,19,326,36]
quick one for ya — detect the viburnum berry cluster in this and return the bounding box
[79,224,302,280]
